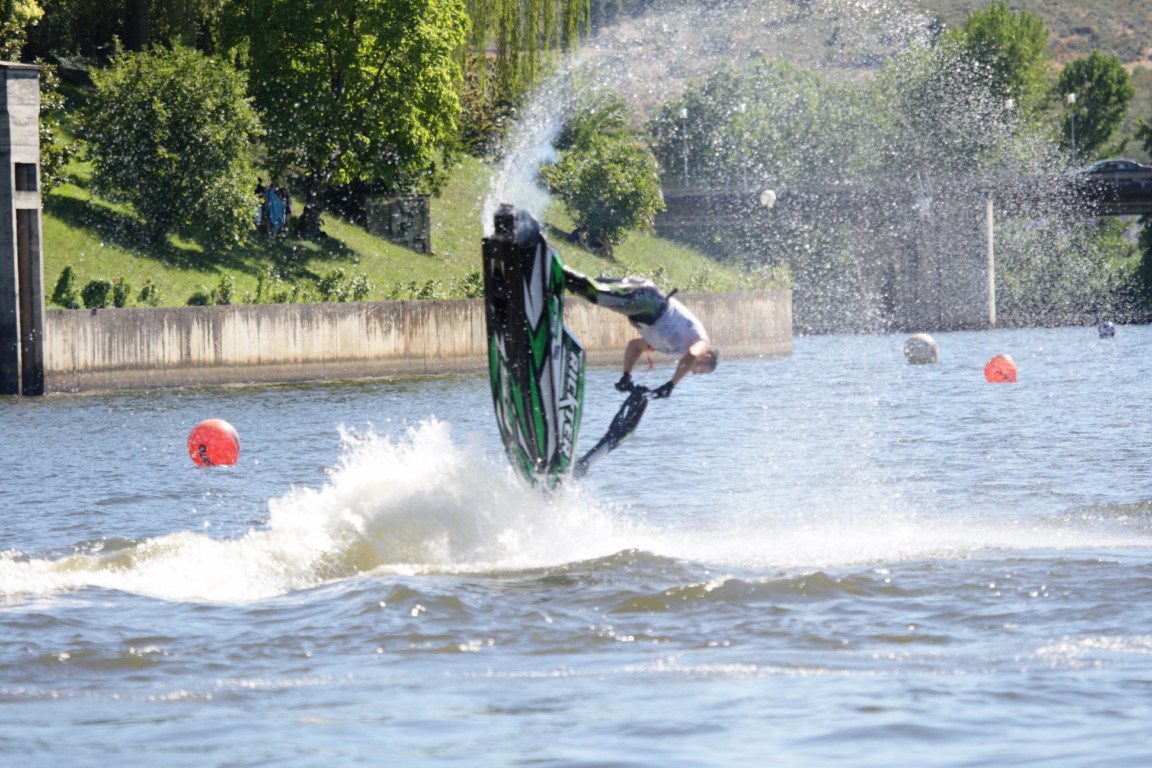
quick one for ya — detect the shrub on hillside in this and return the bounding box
[51,266,81,309]
[186,274,236,306]
[111,277,132,308]
[543,132,665,247]
[137,279,162,307]
[81,279,113,309]
[81,44,261,247]
[317,269,373,302]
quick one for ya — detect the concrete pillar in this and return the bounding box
[0,62,44,395]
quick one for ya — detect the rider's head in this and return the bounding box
[693,348,719,374]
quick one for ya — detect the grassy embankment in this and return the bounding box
[42,149,752,309]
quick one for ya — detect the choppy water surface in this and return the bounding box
[2,326,1151,767]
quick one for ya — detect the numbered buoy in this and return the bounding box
[983,354,1017,384]
[903,333,938,364]
[188,419,240,466]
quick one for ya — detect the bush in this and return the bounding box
[138,279,162,306]
[349,274,372,301]
[81,279,113,309]
[454,270,484,298]
[213,274,234,306]
[543,132,665,246]
[111,277,132,308]
[187,288,213,306]
[254,266,297,304]
[317,269,373,302]
[317,268,350,302]
[81,44,261,247]
[51,266,81,309]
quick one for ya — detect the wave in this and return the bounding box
[2,420,1149,605]
[0,420,633,604]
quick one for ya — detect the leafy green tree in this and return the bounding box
[650,59,868,187]
[81,44,260,245]
[232,0,468,237]
[1056,51,1134,162]
[1136,121,1152,307]
[0,1,74,192]
[997,217,1144,321]
[0,0,40,58]
[123,0,225,50]
[872,39,1023,179]
[37,60,75,193]
[26,0,223,59]
[947,0,1050,111]
[484,0,588,97]
[543,130,664,247]
[554,92,631,152]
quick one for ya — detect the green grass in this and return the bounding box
[43,152,756,308]
[43,0,1152,302]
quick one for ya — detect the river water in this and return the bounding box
[2,325,1151,767]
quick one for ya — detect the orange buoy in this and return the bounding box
[983,354,1017,383]
[188,419,240,466]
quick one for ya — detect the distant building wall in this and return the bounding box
[42,290,791,393]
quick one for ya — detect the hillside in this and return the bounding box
[40,0,1152,306]
[916,0,1152,66]
[43,154,756,309]
[917,0,1152,161]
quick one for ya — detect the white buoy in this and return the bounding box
[903,333,938,364]
[759,189,777,209]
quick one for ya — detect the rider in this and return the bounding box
[562,266,718,398]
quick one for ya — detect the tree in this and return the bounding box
[233,0,468,237]
[1136,122,1152,307]
[650,58,869,186]
[25,0,224,59]
[477,0,588,97]
[81,44,260,245]
[37,60,75,193]
[947,0,1050,111]
[543,130,664,247]
[873,39,1024,179]
[1056,51,1134,162]
[1,1,75,192]
[1,0,41,58]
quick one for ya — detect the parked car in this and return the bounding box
[1076,158,1152,184]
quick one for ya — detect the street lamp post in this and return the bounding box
[738,101,747,191]
[680,107,689,187]
[1066,92,1077,164]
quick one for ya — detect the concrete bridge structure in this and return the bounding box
[656,173,1152,332]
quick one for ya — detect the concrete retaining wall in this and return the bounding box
[43,290,791,393]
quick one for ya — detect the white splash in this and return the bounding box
[482,71,575,233]
[2,420,1144,606]
[0,421,631,604]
